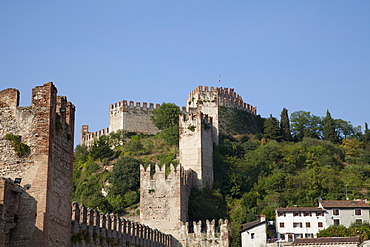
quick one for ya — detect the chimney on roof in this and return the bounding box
[260,214,265,222]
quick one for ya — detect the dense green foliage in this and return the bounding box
[317,223,370,241]
[73,106,370,246]
[151,103,181,130]
[218,106,263,135]
[73,129,178,215]
[151,103,181,145]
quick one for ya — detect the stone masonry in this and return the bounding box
[179,112,214,188]
[80,100,161,146]
[139,164,192,241]
[110,100,161,135]
[0,82,75,247]
[187,86,257,144]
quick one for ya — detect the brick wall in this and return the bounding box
[0,82,75,247]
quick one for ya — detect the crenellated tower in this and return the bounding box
[110,100,161,135]
[179,112,214,188]
[0,82,75,247]
[139,164,192,240]
[186,86,257,144]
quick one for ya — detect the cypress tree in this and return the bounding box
[264,114,281,141]
[364,122,370,151]
[323,110,338,143]
[280,108,292,141]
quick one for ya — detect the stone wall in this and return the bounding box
[0,178,22,246]
[140,164,192,241]
[187,86,257,115]
[71,202,172,247]
[0,82,75,247]
[186,86,257,144]
[179,112,214,188]
[110,100,160,135]
[80,125,109,146]
[177,220,231,247]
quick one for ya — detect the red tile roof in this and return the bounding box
[276,207,326,212]
[320,200,370,208]
[293,237,360,245]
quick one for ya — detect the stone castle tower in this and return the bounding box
[186,86,257,144]
[179,112,214,188]
[139,164,192,240]
[109,100,161,135]
[139,86,254,245]
[0,82,75,246]
[81,100,161,146]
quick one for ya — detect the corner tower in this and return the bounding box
[0,82,75,247]
[186,86,257,144]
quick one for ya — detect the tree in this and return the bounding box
[125,134,144,156]
[317,225,348,237]
[280,108,292,141]
[109,156,141,211]
[334,119,362,140]
[151,103,181,130]
[110,156,141,195]
[89,135,115,161]
[74,144,89,163]
[323,110,338,143]
[364,123,370,151]
[263,114,281,141]
[290,111,322,140]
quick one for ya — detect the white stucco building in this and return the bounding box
[276,207,327,241]
[240,216,266,247]
[275,200,370,243]
[319,200,370,227]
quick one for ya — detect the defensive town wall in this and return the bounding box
[80,125,109,147]
[71,202,172,247]
[110,100,161,135]
[179,112,214,188]
[0,82,75,246]
[177,220,231,247]
[1,83,232,247]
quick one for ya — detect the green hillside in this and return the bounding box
[73,106,370,246]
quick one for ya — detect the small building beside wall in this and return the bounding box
[240,215,266,247]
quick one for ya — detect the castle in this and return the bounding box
[81,85,257,243]
[0,83,256,246]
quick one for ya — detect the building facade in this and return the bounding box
[319,200,370,227]
[276,207,327,241]
[275,200,370,243]
[240,216,266,247]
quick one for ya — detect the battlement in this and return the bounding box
[140,164,192,238]
[0,82,75,247]
[180,112,213,127]
[110,100,160,112]
[178,219,231,247]
[109,100,161,135]
[187,85,257,115]
[80,125,109,146]
[71,202,172,247]
[140,164,192,185]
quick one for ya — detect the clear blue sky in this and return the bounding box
[1,1,369,145]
